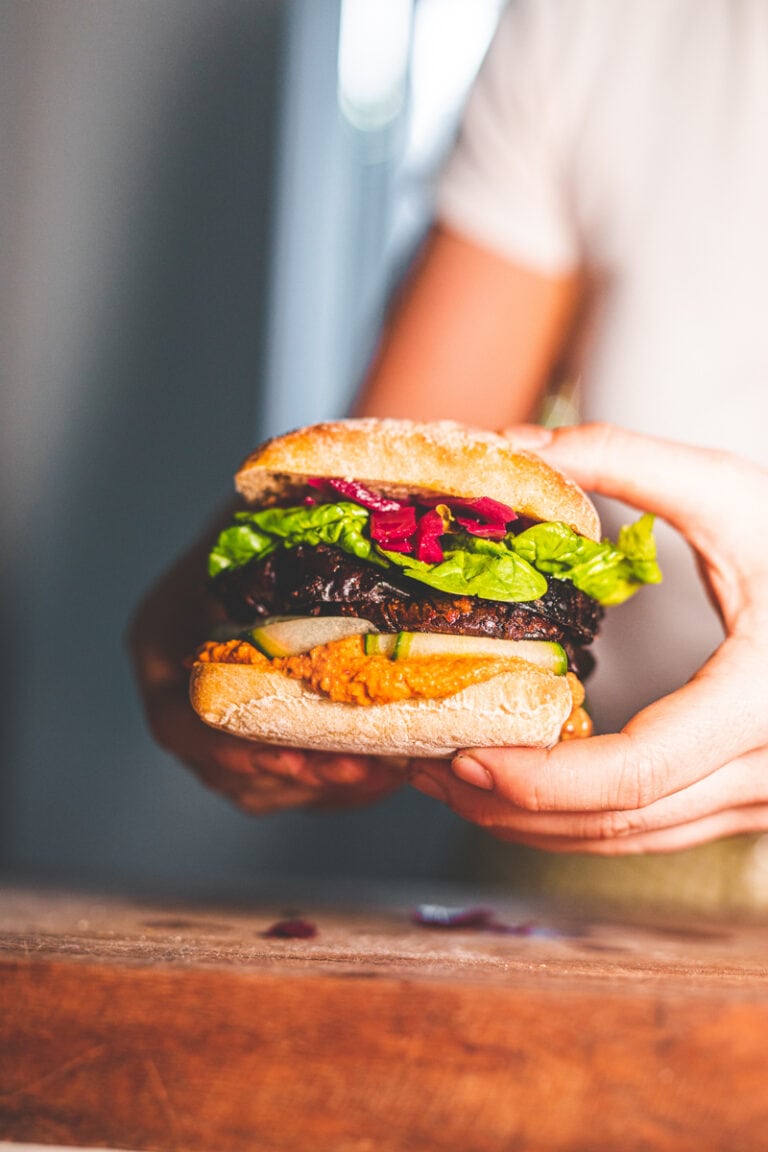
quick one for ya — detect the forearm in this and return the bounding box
[353,224,582,429]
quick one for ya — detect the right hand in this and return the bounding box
[410,424,768,855]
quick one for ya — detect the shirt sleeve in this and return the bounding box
[436,0,580,274]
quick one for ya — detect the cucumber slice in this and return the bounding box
[248,616,376,658]
[363,633,395,656]
[391,632,568,674]
[393,631,413,659]
[365,632,566,674]
[363,633,414,658]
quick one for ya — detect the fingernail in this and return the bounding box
[501,424,554,450]
[410,771,448,802]
[452,755,494,791]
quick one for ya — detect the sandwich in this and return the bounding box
[190,419,660,758]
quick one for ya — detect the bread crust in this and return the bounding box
[190,659,573,758]
[235,419,600,541]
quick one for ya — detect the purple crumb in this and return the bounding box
[263,918,318,939]
[412,904,544,936]
[412,904,497,929]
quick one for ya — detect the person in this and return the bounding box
[130,0,768,899]
[130,422,768,849]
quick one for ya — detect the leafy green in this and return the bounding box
[380,544,547,603]
[208,502,386,577]
[208,522,276,577]
[508,513,662,605]
[208,502,662,607]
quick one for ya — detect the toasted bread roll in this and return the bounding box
[190,658,573,758]
[235,418,601,541]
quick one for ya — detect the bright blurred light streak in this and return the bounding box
[407,0,505,164]
[338,0,413,131]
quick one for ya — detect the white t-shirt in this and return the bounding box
[437,0,768,730]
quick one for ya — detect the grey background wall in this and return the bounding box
[1,0,500,894]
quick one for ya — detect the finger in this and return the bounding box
[439,747,768,841]
[194,753,401,815]
[239,746,326,786]
[310,777,403,810]
[411,759,768,852]
[449,632,768,813]
[309,755,371,784]
[245,750,403,796]
[307,754,406,807]
[305,751,406,787]
[486,802,768,855]
[219,776,321,814]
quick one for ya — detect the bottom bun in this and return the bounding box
[189,661,573,758]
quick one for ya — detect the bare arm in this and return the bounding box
[353,224,581,427]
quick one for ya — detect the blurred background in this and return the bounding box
[1,0,506,894]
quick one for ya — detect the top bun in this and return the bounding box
[236,418,600,541]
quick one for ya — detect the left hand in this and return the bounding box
[127,516,404,815]
[409,422,768,855]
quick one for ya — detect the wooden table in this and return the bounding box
[1,884,767,1151]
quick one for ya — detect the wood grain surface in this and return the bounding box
[1,885,767,1151]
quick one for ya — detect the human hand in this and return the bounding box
[128,526,404,815]
[409,422,768,854]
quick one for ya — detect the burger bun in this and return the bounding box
[236,418,600,542]
[190,659,573,759]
